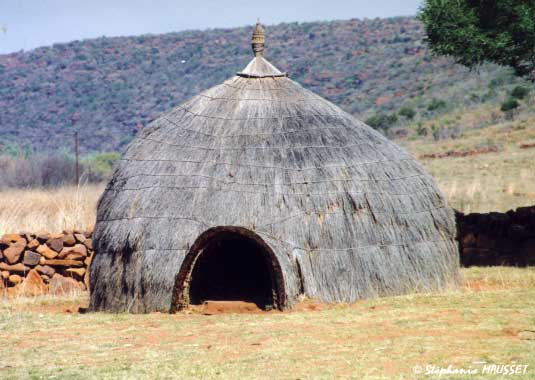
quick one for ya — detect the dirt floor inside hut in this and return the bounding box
[1,267,534,380]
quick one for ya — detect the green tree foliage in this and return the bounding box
[0,152,119,188]
[399,106,416,119]
[501,98,520,112]
[511,85,530,99]
[419,0,535,80]
[427,99,447,111]
[82,152,120,178]
[416,122,428,136]
[0,17,530,153]
[365,114,398,131]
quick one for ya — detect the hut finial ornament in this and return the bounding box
[252,20,265,57]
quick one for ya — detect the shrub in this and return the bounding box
[501,98,519,112]
[416,123,428,136]
[427,98,447,111]
[511,86,530,100]
[82,152,120,182]
[399,106,416,119]
[0,152,118,189]
[39,155,76,187]
[365,113,398,132]
[431,124,441,141]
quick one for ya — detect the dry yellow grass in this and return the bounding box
[402,116,535,213]
[0,184,103,235]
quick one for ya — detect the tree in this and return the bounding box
[419,0,535,81]
[511,85,530,100]
[501,98,520,120]
[501,98,519,112]
[365,113,398,132]
[399,106,416,120]
[427,98,447,111]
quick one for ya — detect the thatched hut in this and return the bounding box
[89,22,459,313]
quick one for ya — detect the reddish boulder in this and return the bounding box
[35,265,55,277]
[1,234,24,244]
[46,238,63,253]
[43,259,84,267]
[66,267,86,278]
[83,239,92,250]
[0,262,29,273]
[19,269,48,296]
[23,251,41,266]
[8,274,22,285]
[61,234,76,246]
[58,244,87,259]
[84,254,93,268]
[49,273,86,295]
[65,253,85,261]
[27,239,40,250]
[84,269,90,289]
[36,244,58,259]
[4,240,27,264]
[36,233,50,243]
[74,233,86,243]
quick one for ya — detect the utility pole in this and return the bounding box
[72,111,80,186]
[74,130,79,186]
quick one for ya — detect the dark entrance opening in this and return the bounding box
[188,232,275,309]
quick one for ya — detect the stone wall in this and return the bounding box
[0,231,93,296]
[1,206,533,296]
[456,206,535,267]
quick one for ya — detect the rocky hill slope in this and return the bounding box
[0,16,528,153]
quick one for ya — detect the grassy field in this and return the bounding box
[0,118,533,379]
[0,267,534,380]
[402,115,535,214]
[0,184,102,235]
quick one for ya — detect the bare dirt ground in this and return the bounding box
[1,267,534,380]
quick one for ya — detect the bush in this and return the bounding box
[501,98,519,112]
[431,124,441,141]
[0,152,119,189]
[82,152,120,181]
[416,123,428,136]
[399,106,416,119]
[40,155,76,187]
[365,113,398,132]
[511,86,530,100]
[427,98,447,111]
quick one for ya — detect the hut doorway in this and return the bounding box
[171,227,285,312]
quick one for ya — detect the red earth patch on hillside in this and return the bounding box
[420,146,499,159]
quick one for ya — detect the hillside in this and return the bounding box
[0,16,531,153]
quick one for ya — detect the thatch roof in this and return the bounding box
[89,22,459,313]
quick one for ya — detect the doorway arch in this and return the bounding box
[170,227,286,312]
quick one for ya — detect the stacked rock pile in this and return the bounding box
[457,206,535,267]
[0,230,93,296]
[1,205,533,297]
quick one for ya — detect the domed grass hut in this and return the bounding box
[89,22,459,313]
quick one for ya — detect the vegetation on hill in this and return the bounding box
[1,16,532,156]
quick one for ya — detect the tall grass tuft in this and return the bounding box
[0,184,103,235]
